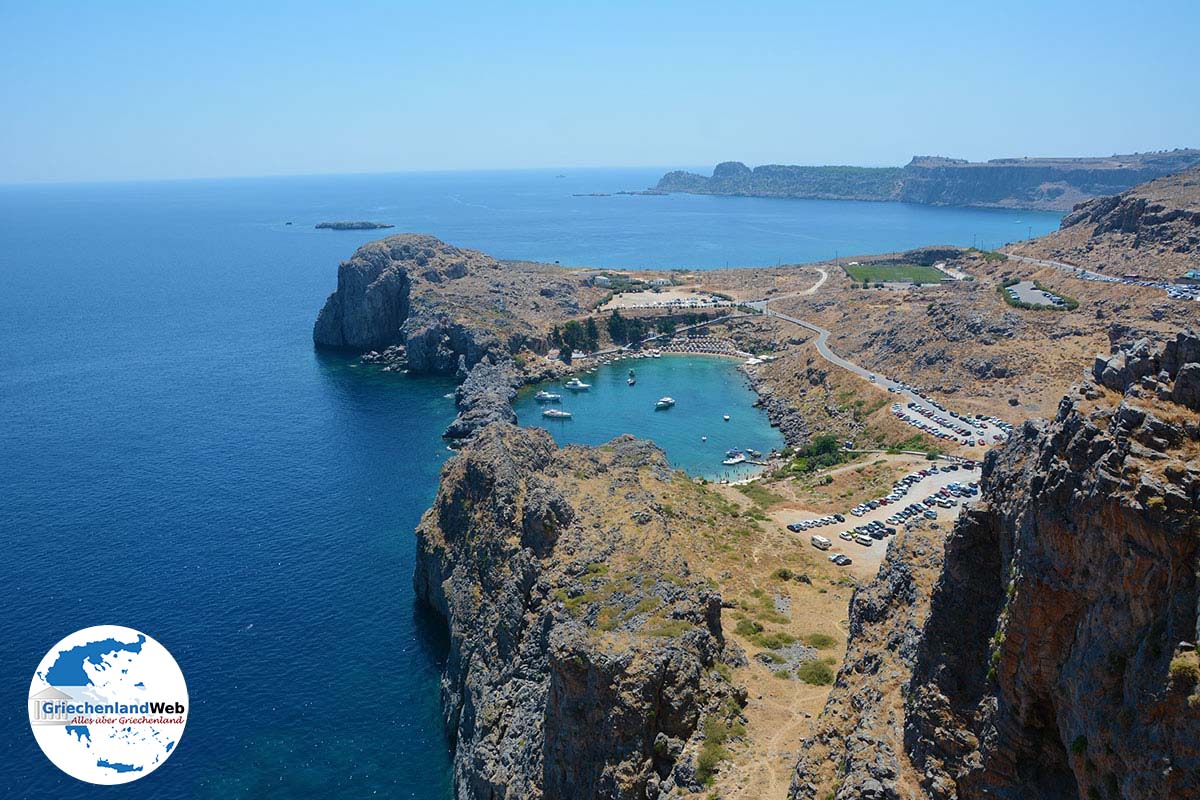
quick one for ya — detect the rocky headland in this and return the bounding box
[414,424,747,799]
[654,150,1200,212]
[313,234,607,443]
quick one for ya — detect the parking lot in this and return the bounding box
[774,461,979,579]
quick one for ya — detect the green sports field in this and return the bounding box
[842,263,947,284]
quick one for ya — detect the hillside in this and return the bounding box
[654,150,1200,211]
[1009,166,1200,280]
[788,330,1200,800]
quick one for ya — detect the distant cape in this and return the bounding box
[653,150,1200,212]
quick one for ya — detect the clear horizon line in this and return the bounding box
[0,162,712,190]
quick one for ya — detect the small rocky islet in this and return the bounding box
[314,220,395,230]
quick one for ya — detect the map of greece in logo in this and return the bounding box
[28,626,187,784]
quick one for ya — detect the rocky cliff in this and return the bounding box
[653,151,1200,211]
[414,424,746,800]
[313,234,598,373]
[785,330,1200,800]
[904,330,1200,799]
[656,162,903,202]
[1060,167,1200,254]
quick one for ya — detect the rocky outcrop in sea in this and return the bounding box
[312,234,518,371]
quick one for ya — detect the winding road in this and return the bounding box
[760,301,1005,446]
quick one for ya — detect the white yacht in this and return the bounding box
[723,414,731,421]
[542,408,572,419]
[654,396,675,410]
[535,390,562,403]
[722,449,746,466]
[564,378,590,391]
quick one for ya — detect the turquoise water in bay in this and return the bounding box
[0,168,1056,799]
[515,356,783,480]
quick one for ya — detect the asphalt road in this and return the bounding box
[761,304,1004,445]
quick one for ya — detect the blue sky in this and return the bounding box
[1,0,1197,183]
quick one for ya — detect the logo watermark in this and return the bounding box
[28,625,187,784]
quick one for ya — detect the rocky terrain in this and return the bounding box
[699,244,1197,424]
[1010,166,1200,280]
[785,330,1200,800]
[313,233,604,369]
[654,150,1200,211]
[413,424,748,800]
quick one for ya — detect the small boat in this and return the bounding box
[627,377,636,385]
[701,436,708,442]
[564,378,591,391]
[746,448,763,459]
[542,408,572,419]
[655,396,676,410]
[535,390,562,403]
[723,414,731,421]
[722,449,746,466]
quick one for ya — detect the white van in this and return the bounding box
[810,535,832,550]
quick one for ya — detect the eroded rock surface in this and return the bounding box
[905,331,1200,799]
[414,425,745,800]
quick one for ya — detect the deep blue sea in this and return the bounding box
[0,168,1058,799]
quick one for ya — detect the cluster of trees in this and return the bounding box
[549,318,600,361]
[606,309,661,345]
[549,310,715,363]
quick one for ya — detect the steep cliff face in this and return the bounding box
[905,330,1200,800]
[314,234,597,373]
[788,526,947,800]
[896,159,1170,211]
[414,425,744,800]
[653,151,1200,211]
[655,162,903,202]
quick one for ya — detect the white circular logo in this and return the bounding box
[28,626,188,784]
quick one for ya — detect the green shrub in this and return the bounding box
[803,632,838,650]
[1169,655,1200,691]
[796,659,834,685]
[1071,735,1088,755]
[735,619,764,638]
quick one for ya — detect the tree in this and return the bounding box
[607,309,628,344]
[626,318,647,346]
[584,317,599,351]
[548,324,562,351]
[658,317,677,336]
[561,320,586,354]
